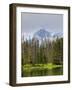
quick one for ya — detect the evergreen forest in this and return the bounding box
[21,37,63,77]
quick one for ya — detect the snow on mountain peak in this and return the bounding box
[22,28,63,42]
[33,28,51,40]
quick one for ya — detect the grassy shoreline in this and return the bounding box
[22,63,63,70]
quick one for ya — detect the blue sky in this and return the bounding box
[21,13,63,40]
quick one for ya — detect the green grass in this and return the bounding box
[22,63,63,70]
[22,63,63,77]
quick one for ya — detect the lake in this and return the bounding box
[22,65,63,77]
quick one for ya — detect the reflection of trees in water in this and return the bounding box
[22,67,63,77]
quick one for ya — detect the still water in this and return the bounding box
[22,67,63,77]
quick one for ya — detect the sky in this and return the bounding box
[21,12,63,40]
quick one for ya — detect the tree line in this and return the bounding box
[21,37,63,65]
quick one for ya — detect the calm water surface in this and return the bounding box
[22,67,63,77]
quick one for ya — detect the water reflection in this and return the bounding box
[22,67,63,77]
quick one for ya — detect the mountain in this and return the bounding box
[33,29,51,40]
[33,28,63,40]
[52,32,63,38]
[22,28,63,43]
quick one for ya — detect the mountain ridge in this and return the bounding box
[33,28,63,40]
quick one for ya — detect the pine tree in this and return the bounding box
[52,38,63,65]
